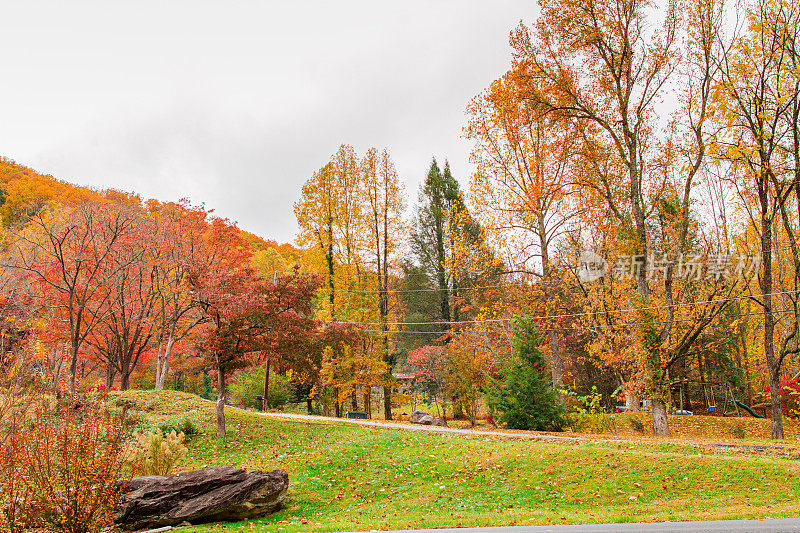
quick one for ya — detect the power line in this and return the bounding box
[357,304,800,335]
[269,271,515,294]
[331,283,511,294]
[267,259,765,295]
[321,288,800,328]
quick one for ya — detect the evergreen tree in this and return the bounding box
[411,159,459,323]
[486,316,565,431]
[409,159,501,335]
[394,259,443,360]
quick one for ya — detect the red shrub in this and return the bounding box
[764,376,800,418]
[10,393,131,533]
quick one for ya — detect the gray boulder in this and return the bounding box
[409,410,431,423]
[114,465,288,530]
[432,416,448,427]
[418,414,435,425]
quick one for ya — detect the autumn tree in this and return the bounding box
[406,344,450,417]
[150,202,209,390]
[511,0,678,421]
[362,147,407,419]
[296,144,408,417]
[711,0,800,438]
[295,145,366,417]
[320,336,390,417]
[295,144,364,322]
[190,218,323,436]
[296,322,362,415]
[7,202,141,393]
[0,158,100,228]
[411,160,497,329]
[467,70,581,394]
[84,209,161,390]
[444,329,494,426]
[506,0,758,435]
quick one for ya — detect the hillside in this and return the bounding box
[115,390,800,532]
[0,157,300,261]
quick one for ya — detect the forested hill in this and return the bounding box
[0,157,103,227]
[0,157,299,261]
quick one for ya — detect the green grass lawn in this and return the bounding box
[114,391,800,532]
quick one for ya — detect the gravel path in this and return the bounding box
[253,410,578,442]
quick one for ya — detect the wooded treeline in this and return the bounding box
[2,0,800,440]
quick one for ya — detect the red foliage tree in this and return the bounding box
[764,376,800,418]
[187,218,325,436]
[10,203,141,393]
[83,209,163,390]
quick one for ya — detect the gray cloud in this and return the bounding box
[1,0,532,243]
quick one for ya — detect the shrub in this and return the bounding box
[1,417,41,533]
[629,417,646,434]
[0,350,44,533]
[229,367,293,409]
[12,393,131,533]
[153,415,199,438]
[762,376,800,417]
[567,413,618,434]
[780,377,800,418]
[485,317,565,431]
[129,430,188,476]
[563,386,604,414]
[111,389,207,416]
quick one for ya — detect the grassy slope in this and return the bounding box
[115,391,800,532]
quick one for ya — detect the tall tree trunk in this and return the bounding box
[376,204,393,421]
[52,351,64,398]
[119,348,132,391]
[105,365,116,390]
[216,360,226,438]
[326,219,336,320]
[651,399,670,436]
[383,386,392,420]
[629,151,672,435]
[625,388,640,412]
[306,397,313,415]
[762,192,784,439]
[548,333,564,393]
[740,312,754,405]
[651,394,668,429]
[69,340,78,395]
[436,215,450,324]
[379,295,393,421]
[154,340,165,390]
[768,368,784,437]
[452,394,463,419]
[540,232,564,401]
[155,330,176,391]
[262,355,271,412]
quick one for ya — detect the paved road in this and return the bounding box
[340,518,800,532]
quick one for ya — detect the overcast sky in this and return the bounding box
[1,1,533,243]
